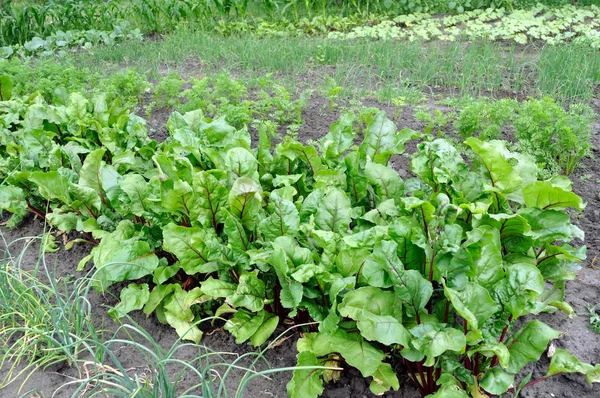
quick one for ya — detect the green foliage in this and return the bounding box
[586,304,600,334]
[179,73,307,129]
[104,68,150,106]
[0,58,96,102]
[0,83,596,397]
[455,99,517,140]
[147,72,184,112]
[414,107,455,137]
[3,1,600,59]
[514,97,594,177]
[456,97,594,177]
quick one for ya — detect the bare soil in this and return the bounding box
[1,95,599,398]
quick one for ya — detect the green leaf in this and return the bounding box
[523,181,585,211]
[143,284,177,315]
[269,248,303,309]
[93,238,160,289]
[392,269,433,318]
[519,208,584,245]
[463,226,504,288]
[469,343,510,369]
[225,147,258,178]
[228,177,263,229]
[328,330,386,377]
[547,349,599,384]
[259,190,300,241]
[411,326,466,367]
[162,223,217,275]
[161,179,198,220]
[200,277,237,298]
[320,112,355,161]
[388,218,425,271]
[287,351,324,398]
[365,158,404,204]
[314,188,352,233]
[278,141,325,176]
[0,186,28,227]
[163,286,206,343]
[480,367,514,395]
[500,262,545,319]
[443,282,498,331]
[222,208,250,251]
[224,309,267,344]
[192,171,227,229]
[412,139,464,187]
[108,283,150,320]
[506,320,561,373]
[79,148,118,205]
[250,312,279,346]
[336,248,370,277]
[29,171,72,204]
[0,75,13,101]
[359,111,405,163]
[465,137,522,194]
[117,174,154,216]
[361,240,402,288]
[429,374,469,397]
[153,265,180,285]
[369,362,400,395]
[229,272,265,312]
[338,286,409,346]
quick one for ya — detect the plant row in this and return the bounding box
[2,0,595,47]
[310,5,600,46]
[3,2,600,59]
[0,21,142,60]
[1,80,599,397]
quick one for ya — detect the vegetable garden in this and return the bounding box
[1,1,600,397]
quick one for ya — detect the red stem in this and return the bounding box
[27,202,46,219]
[491,315,513,367]
[415,362,428,393]
[506,374,559,393]
[405,360,426,395]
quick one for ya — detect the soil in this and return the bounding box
[1,94,600,398]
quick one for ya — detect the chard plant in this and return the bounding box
[0,84,598,397]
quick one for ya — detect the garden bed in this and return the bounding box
[1,96,599,397]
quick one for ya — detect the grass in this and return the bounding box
[58,30,600,103]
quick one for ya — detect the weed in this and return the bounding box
[586,305,600,334]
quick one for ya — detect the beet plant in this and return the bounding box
[1,85,598,397]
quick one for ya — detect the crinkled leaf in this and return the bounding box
[93,238,159,289]
[365,158,404,204]
[523,181,585,211]
[480,367,514,395]
[287,351,324,398]
[228,177,262,229]
[108,283,150,320]
[506,320,561,373]
[338,286,409,346]
[163,286,206,343]
[369,362,400,395]
[465,137,522,194]
[443,282,498,331]
[162,223,217,274]
[0,186,28,227]
[259,190,300,241]
[192,171,227,229]
[314,188,352,233]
